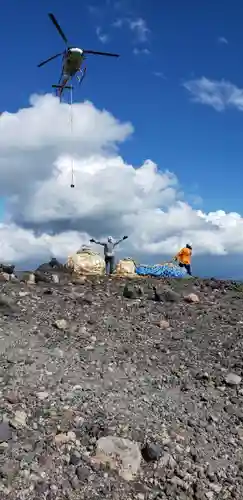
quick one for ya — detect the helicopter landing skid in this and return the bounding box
[77,67,87,84]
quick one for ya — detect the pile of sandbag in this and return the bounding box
[66,246,105,276]
[114,258,136,277]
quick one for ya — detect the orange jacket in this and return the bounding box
[176,247,192,265]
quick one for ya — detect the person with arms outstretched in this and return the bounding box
[90,235,128,275]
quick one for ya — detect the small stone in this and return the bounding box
[123,284,137,299]
[141,442,162,462]
[76,466,90,482]
[225,373,241,386]
[72,276,86,285]
[159,319,170,329]
[0,442,9,450]
[0,294,17,313]
[19,291,30,297]
[5,391,19,404]
[10,274,18,282]
[210,484,222,493]
[52,274,59,284]
[205,493,214,500]
[37,391,49,401]
[159,453,176,469]
[67,431,76,441]
[54,319,68,330]
[70,476,80,490]
[154,287,180,303]
[35,482,49,495]
[0,272,10,282]
[0,422,11,442]
[81,293,93,305]
[70,451,81,466]
[10,410,27,429]
[94,435,141,481]
[184,293,199,303]
[54,431,76,445]
[54,433,69,445]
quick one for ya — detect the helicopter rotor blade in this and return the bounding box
[37,52,64,68]
[48,13,69,45]
[83,50,119,57]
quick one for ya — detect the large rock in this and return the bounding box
[66,246,105,276]
[93,436,141,481]
[0,264,15,275]
[35,258,68,283]
[35,258,63,273]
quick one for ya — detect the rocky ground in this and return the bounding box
[0,275,243,499]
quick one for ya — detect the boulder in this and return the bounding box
[0,264,15,275]
[35,258,68,283]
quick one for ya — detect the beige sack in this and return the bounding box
[66,246,105,276]
[115,258,136,277]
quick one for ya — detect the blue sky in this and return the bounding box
[2,0,243,276]
[2,0,243,214]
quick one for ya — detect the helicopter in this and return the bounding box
[38,13,120,99]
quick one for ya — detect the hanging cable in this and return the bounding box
[69,85,75,188]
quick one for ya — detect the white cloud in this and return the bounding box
[184,77,243,111]
[96,26,110,44]
[0,224,90,263]
[128,17,149,42]
[133,47,150,55]
[112,17,149,43]
[153,71,166,80]
[218,36,228,45]
[1,93,243,264]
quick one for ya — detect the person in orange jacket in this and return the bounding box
[174,244,192,275]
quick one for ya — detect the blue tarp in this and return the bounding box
[135,263,187,278]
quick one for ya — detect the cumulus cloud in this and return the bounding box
[1,93,243,265]
[184,77,243,111]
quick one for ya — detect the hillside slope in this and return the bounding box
[0,276,243,499]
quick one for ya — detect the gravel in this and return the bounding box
[0,275,243,499]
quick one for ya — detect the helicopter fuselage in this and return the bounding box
[63,48,85,78]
